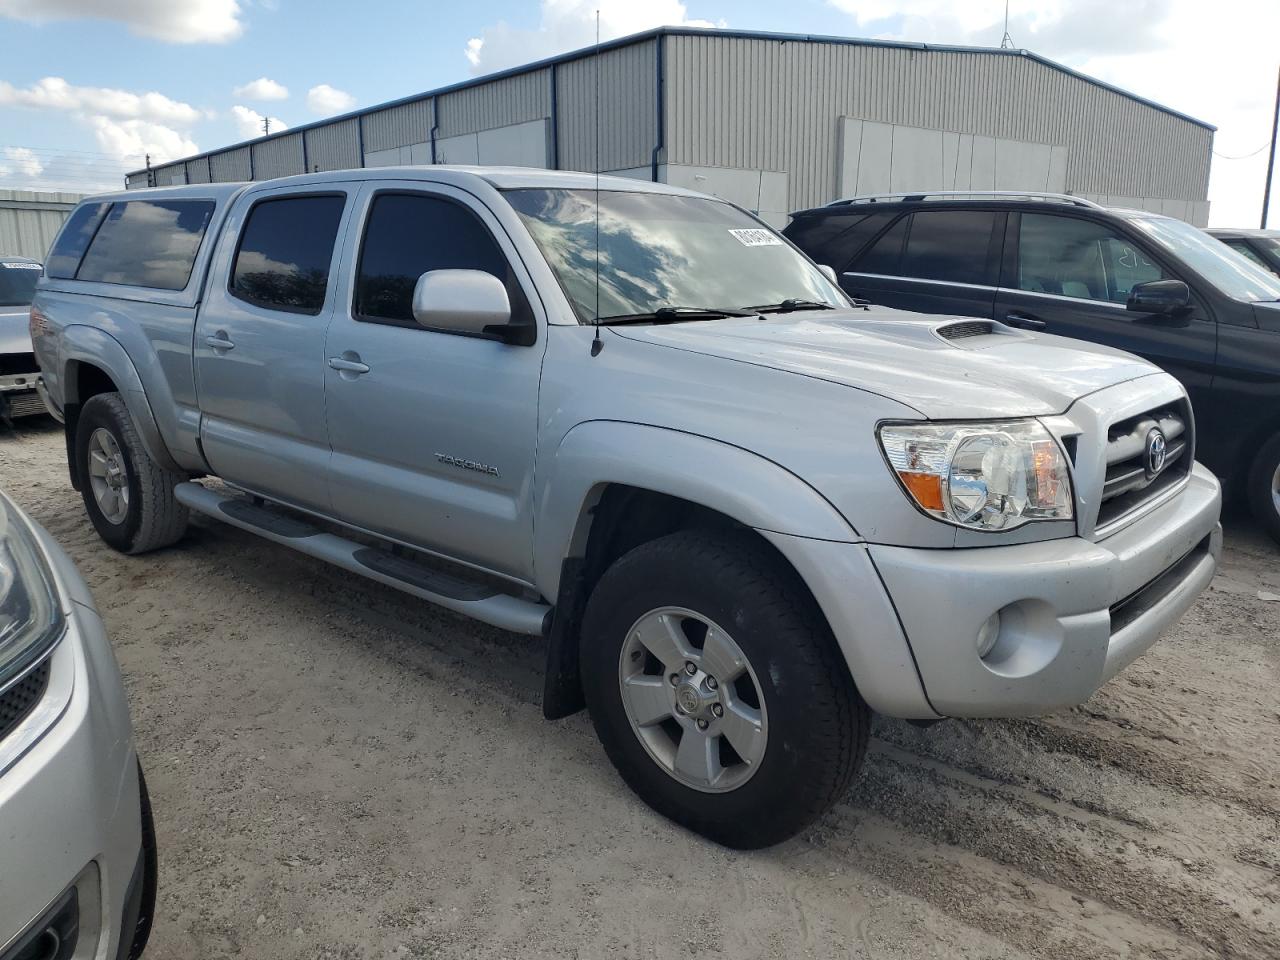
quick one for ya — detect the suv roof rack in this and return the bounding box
[826,191,1103,209]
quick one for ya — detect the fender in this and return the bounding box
[60,325,182,474]
[533,420,861,597]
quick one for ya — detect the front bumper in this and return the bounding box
[0,518,143,960]
[869,462,1222,717]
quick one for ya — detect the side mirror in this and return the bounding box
[411,269,517,340]
[1126,279,1190,316]
[818,264,838,285]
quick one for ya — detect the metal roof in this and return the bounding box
[128,25,1215,179]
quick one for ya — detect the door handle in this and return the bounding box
[1004,313,1047,331]
[205,332,235,350]
[328,356,371,375]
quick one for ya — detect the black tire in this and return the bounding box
[1246,432,1280,545]
[75,393,188,554]
[126,761,159,960]
[580,529,869,849]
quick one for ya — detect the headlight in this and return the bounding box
[878,420,1073,531]
[0,494,64,690]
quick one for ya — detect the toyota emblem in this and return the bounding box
[1144,428,1168,478]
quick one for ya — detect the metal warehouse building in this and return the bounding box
[127,27,1216,226]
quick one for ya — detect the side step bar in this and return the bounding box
[174,482,549,636]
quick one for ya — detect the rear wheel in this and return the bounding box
[74,393,188,554]
[1246,432,1280,545]
[580,529,868,848]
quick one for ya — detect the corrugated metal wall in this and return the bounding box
[363,98,433,153]
[253,131,306,178]
[557,39,658,172]
[439,70,551,138]
[0,190,82,260]
[304,118,362,172]
[185,158,212,184]
[210,146,251,182]
[664,35,1212,212]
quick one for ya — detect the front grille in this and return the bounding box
[936,320,994,340]
[1096,400,1192,531]
[0,659,51,744]
[4,391,46,419]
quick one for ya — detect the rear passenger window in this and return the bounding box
[354,192,528,327]
[45,201,110,279]
[899,210,998,284]
[76,200,215,290]
[230,195,345,315]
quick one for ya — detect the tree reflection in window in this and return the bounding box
[230,195,344,315]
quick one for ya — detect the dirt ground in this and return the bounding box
[2,417,1277,960]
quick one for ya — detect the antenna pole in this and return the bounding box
[1000,0,1014,48]
[1262,63,1279,229]
[591,8,603,356]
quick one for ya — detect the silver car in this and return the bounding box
[0,257,45,424]
[0,489,155,960]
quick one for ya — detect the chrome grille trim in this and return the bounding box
[1094,399,1193,534]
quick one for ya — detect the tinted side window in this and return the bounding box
[1224,239,1270,270]
[355,192,527,327]
[230,195,345,315]
[45,201,110,279]
[785,211,893,270]
[900,210,998,284]
[851,215,909,275]
[1019,214,1166,303]
[76,200,215,290]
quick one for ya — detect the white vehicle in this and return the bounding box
[31,168,1221,847]
[0,256,46,424]
[0,489,156,959]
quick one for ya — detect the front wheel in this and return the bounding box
[1246,432,1280,545]
[580,529,869,848]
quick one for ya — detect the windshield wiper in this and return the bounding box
[747,298,836,314]
[596,306,757,326]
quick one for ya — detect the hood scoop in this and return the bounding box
[935,320,995,341]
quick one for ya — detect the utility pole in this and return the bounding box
[1262,64,1279,229]
[262,116,271,136]
[145,153,154,187]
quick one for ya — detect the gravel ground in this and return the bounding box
[2,417,1278,960]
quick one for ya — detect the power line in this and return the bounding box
[1213,142,1271,160]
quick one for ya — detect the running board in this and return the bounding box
[174,482,549,636]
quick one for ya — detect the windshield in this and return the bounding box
[0,262,40,307]
[1129,217,1280,302]
[504,188,846,322]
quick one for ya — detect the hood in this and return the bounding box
[610,308,1162,420]
[0,305,33,357]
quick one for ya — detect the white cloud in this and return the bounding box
[825,0,1280,227]
[0,76,201,125]
[233,76,288,101]
[0,146,44,178]
[87,115,198,163]
[231,104,287,138]
[306,84,355,116]
[465,0,723,74]
[0,0,243,43]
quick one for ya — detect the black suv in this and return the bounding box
[784,192,1280,540]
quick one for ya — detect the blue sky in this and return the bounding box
[0,0,1276,225]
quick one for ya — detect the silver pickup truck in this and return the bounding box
[31,168,1222,847]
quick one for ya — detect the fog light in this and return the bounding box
[976,612,1001,659]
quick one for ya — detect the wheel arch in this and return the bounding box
[536,421,861,719]
[59,327,179,488]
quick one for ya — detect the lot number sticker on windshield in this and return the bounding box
[728,228,782,247]
[1,262,41,269]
